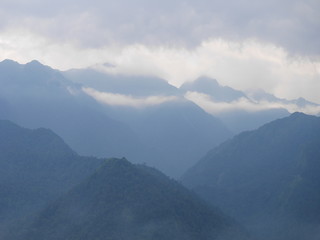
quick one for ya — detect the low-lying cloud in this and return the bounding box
[185,91,320,116]
[82,87,178,108]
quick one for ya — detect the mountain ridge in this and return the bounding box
[22,158,250,240]
[181,112,320,240]
[0,119,104,238]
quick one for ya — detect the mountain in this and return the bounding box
[64,68,179,96]
[180,77,293,133]
[0,120,104,238]
[180,77,246,102]
[63,68,232,177]
[0,60,232,178]
[216,108,290,133]
[108,100,232,177]
[0,120,249,240]
[247,89,320,108]
[181,112,320,240]
[0,59,145,161]
[21,158,250,240]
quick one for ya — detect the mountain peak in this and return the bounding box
[0,59,21,70]
[0,119,77,158]
[180,77,219,92]
[283,112,318,122]
[0,59,19,65]
[290,111,306,117]
[26,60,43,66]
[25,60,53,72]
[23,155,249,240]
[180,76,246,102]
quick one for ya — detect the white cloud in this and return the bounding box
[97,39,320,103]
[82,87,178,108]
[185,91,320,115]
[1,29,319,104]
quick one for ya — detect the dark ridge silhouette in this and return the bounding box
[22,158,251,240]
[0,120,104,238]
[182,112,320,240]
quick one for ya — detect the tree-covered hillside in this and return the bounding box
[182,112,320,240]
[0,120,104,238]
[23,158,250,240]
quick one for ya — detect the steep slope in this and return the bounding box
[0,120,103,237]
[0,59,144,159]
[23,158,250,240]
[0,60,233,178]
[182,112,320,240]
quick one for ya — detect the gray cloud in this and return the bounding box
[1,0,319,55]
[1,0,319,105]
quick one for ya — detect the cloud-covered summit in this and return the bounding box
[0,0,319,104]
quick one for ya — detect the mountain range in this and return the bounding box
[0,120,250,240]
[0,59,232,177]
[1,59,317,177]
[1,59,320,240]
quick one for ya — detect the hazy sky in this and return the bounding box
[0,0,319,102]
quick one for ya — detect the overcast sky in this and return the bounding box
[0,0,319,103]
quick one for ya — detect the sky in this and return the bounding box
[0,0,319,104]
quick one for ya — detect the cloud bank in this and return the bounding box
[185,91,320,116]
[82,87,178,108]
[0,0,319,105]
[1,0,319,55]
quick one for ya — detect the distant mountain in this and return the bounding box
[0,59,145,161]
[0,120,103,238]
[216,108,289,133]
[22,158,250,240]
[181,113,320,240]
[107,100,232,177]
[180,77,290,133]
[180,77,246,102]
[63,68,232,177]
[247,89,320,108]
[0,60,232,178]
[64,68,179,96]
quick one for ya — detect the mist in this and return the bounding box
[0,0,319,239]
